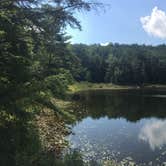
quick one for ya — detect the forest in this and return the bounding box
[0,0,104,165]
[70,43,166,85]
[1,0,166,165]
[0,0,103,117]
[1,0,166,114]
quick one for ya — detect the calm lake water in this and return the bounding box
[67,89,166,165]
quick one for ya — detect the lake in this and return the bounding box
[67,89,166,165]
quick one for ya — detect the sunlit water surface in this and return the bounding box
[67,90,166,165]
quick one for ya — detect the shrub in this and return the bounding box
[45,70,74,98]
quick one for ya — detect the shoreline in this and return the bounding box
[34,98,74,156]
[34,83,166,164]
[68,82,166,94]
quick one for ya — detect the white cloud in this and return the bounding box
[140,7,166,39]
[100,42,109,46]
[139,119,166,150]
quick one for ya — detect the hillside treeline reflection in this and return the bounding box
[72,89,166,122]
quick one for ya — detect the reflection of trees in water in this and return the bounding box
[2,90,165,165]
[72,90,166,122]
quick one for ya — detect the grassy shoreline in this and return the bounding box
[68,82,166,93]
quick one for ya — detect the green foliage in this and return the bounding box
[0,116,41,166]
[0,1,102,165]
[45,70,73,98]
[0,0,101,112]
[70,43,166,85]
[3,0,166,164]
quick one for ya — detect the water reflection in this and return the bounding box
[139,119,166,150]
[69,90,166,165]
[72,90,166,122]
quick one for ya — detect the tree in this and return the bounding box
[70,43,166,85]
[0,0,103,115]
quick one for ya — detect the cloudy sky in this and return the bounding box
[67,0,166,45]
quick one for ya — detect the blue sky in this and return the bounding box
[67,0,166,45]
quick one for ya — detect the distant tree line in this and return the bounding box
[70,43,166,85]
